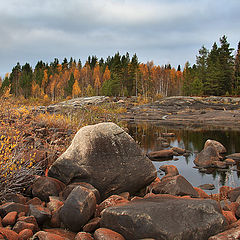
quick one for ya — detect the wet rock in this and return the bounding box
[147,149,174,160]
[171,147,186,155]
[152,175,199,197]
[204,139,227,154]
[59,186,96,232]
[94,228,125,240]
[198,184,215,190]
[194,145,221,168]
[100,195,227,240]
[32,176,66,202]
[48,123,156,200]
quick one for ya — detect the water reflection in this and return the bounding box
[126,122,240,193]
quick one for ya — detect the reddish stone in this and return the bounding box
[224,158,236,165]
[223,210,237,225]
[32,231,66,240]
[0,227,19,240]
[26,197,42,206]
[2,211,18,226]
[208,225,240,239]
[75,232,94,240]
[17,216,39,232]
[4,193,27,204]
[43,228,76,239]
[12,220,35,233]
[94,228,125,240]
[194,187,209,199]
[28,204,51,225]
[229,202,239,215]
[118,192,130,200]
[19,229,33,240]
[0,216,2,227]
[18,212,25,218]
[83,217,100,233]
[160,165,179,178]
[220,186,233,200]
[95,195,129,217]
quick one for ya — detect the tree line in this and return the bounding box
[0,35,239,100]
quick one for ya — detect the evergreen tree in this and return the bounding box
[218,35,234,95]
[234,41,240,94]
[182,62,192,95]
[20,63,33,98]
[65,72,75,97]
[9,62,21,96]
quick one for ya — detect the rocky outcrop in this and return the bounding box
[100,195,227,240]
[48,122,157,200]
[147,149,174,160]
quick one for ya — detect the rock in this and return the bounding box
[212,161,227,169]
[147,149,174,160]
[226,153,240,162]
[193,187,209,199]
[26,197,43,206]
[2,211,18,226]
[75,232,94,240]
[60,182,100,204]
[4,193,27,204]
[18,216,39,232]
[0,227,19,240]
[198,184,215,190]
[95,195,129,217]
[0,202,29,217]
[161,133,176,137]
[204,139,227,154]
[94,228,125,240]
[224,158,236,165]
[47,196,64,212]
[19,229,34,240]
[12,220,36,233]
[32,176,66,202]
[32,231,67,240]
[208,225,240,239]
[228,187,240,202]
[100,195,227,240]
[83,217,101,233]
[59,186,96,232]
[171,147,186,155]
[43,228,76,240]
[194,145,221,168]
[159,165,179,178]
[152,175,199,197]
[222,210,237,225]
[48,123,156,200]
[29,204,51,225]
[49,209,61,228]
[220,186,233,200]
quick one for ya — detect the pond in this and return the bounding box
[126,122,240,194]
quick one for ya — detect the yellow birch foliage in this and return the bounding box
[72,79,81,98]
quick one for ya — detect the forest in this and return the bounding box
[0,35,239,101]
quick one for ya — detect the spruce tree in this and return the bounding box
[234,41,240,94]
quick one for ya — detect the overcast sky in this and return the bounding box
[0,0,239,77]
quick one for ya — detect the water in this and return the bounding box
[126,122,240,194]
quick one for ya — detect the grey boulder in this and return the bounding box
[48,122,157,200]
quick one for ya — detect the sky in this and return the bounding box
[0,0,239,77]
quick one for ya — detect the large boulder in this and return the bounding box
[147,149,174,160]
[59,186,96,232]
[48,123,157,200]
[194,145,221,168]
[100,195,227,240]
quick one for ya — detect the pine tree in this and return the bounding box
[65,72,75,97]
[234,41,240,94]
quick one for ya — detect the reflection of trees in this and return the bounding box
[127,121,240,184]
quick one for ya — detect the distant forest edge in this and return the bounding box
[0,35,240,101]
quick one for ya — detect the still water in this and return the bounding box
[126,122,240,193]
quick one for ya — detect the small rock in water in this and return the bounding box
[161,132,176,137]
[198,184,215,190]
